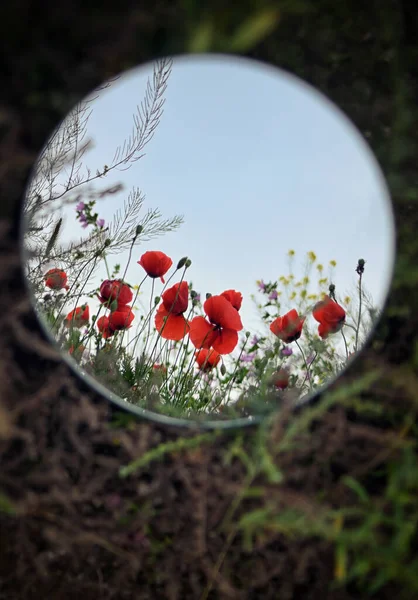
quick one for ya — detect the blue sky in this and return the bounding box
[51,54,395,336]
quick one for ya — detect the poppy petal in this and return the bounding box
[318,322,330,339]
[204,295,243,331]
[220,289,243,311]
[270,316,283,337]
[189,316,217,349]
[211,328,238,354]
[195,348,221,371]
[162,281,189,315]
[155,305,190,340]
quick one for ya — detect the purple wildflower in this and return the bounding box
[257,280,266,292]
[250,335,260,346]
[281,346,293,357]
[76,201,85,211]
[268,290,278,301]
[78,213,89,228]
[306,353,315,365]
[96,218,105,228]
[194,293,201,304]
[240,353,255,363]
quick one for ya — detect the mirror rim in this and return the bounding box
[19,51,397,429]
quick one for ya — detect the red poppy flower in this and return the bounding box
[97,316,114,339]
[220,289,243,311]
[189,295,243,355]
[138,251,173,283]
[195,348,221,372]
[44,268,69,291]
[162,281,189,315]
[98,279,133,308]
[272,368,290,390]
[270,309,305,343]
[108,305,135,331]
[64,305,89,328]
[155,282,190,341]
[313,295,346,339]
[153,364,167,374]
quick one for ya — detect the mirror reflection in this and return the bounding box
[22,54,395,422]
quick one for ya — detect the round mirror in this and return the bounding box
[22,54,396,424]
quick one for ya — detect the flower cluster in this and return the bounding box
[266,298,346,390]
[138,252,244,368]
[42,247,355,405]
[76,200,105,230]
[96,280,135,339]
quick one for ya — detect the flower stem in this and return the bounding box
[355,271,363,353]
[103,254,111,279]
[295,339,312,391]
[341,328,349,360]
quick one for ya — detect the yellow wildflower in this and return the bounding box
[300,290,307,299]
[288,249,295,256]
[344,296,351,305]
[290,291,297,300]
[307,251,317,262]
[302,276,309,285]
[330,260,337,267]
[316,264,324,272]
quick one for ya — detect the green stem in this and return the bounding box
[341,329,349,360]
[355,272,363,353]
[295,339,312,391]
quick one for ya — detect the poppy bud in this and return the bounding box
[177,257,188,269]
[185,259,192,268]
[135,225,143,236]
[206,293,212,300]
[154,296,160,305]
[245,331,250,338]
[356,259,365,275]
[104,238,111,247]
[329,284,335,294]
[220,364,226,375]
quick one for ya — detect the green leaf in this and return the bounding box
[119,431,221,477]
[0,493,16,515]
[342,476,370,503]
[188,19,215,53]
[228,9,281,52]
[44,217,62,258]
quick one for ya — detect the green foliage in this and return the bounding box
[0,493,17,515]
[119,430,222,477]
